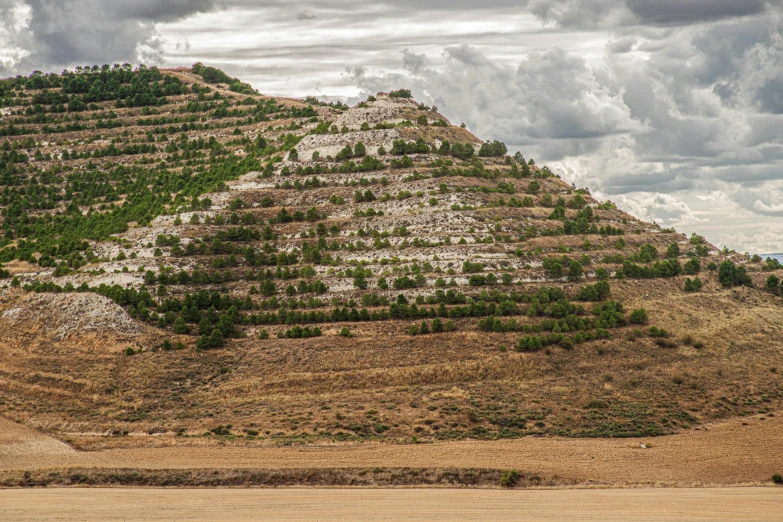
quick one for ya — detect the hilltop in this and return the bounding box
[0,64,781,454]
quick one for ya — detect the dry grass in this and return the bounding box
[0,277,781,450]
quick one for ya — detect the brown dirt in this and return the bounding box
[1,487,781,521]
[1,413,781,486]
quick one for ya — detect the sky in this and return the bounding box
[1,1,783,253]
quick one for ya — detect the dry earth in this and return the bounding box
[2,488,782,522]
[1,414,781,486]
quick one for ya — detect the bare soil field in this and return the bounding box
[1,413,781,487]
[1,487,781,521]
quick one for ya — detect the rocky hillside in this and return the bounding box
[0,64,781,448]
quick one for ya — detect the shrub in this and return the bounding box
[773,473,783,484]
[684,277,703,292]
[648,326,669,338]
[629,308,648,324]
[339,327,353,338]
[258,329,269,340]
[499,469,520,487]
[389,89,412,99]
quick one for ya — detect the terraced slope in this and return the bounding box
[0,65,781,450]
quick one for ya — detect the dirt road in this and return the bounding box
[2,487,781,521]
[2,414,782,486]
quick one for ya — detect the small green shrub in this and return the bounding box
[773,473,782,484]
[629,308,648,324]
[500,469,520,487]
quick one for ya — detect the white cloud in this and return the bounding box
[719,226,783,254]
[612,192,705,227]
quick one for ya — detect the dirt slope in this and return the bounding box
[0,415,74,461]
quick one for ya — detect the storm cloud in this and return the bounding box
[0,0,216,74]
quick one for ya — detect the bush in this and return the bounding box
[773,473,783,484]
[389,89,412,99]
[684,277,703,292]
[339,327,353,338]
[499,469,520,487]
[258,329,269,340]
[629,308,648,324]
[648,326,669,338]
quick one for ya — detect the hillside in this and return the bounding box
[0,64,781,452]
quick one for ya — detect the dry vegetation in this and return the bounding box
[0,64,781,459]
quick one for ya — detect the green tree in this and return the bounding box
[568,261,583,281]
[432,317,443,333]
[353,271,368,290]
[209,329,225,348]
[595,267,610,281]
[766,274,780,293]
[173,317,188,334]
[527,180,540,194]
[719,260,752,287]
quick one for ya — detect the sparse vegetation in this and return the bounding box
[0,62,780,453]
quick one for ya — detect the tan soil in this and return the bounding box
[1,487,781,521]
[1,413,781,486]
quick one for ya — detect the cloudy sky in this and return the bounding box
[1,1,783,253]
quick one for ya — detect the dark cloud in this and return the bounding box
[2,0,216,74]
[755,78,783,114]
[626,0,769,25]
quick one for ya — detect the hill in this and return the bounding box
[0,64,781,453]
